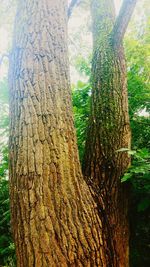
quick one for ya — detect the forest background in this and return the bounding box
[0,0,149,266]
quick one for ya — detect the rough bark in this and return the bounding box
[83,1,131,266]
[8,0,116,266]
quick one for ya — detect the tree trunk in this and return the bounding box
[9,0,112,266]
[83,1,131,266]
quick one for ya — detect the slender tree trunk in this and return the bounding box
[83,1,131,266]
[9,0,112,266]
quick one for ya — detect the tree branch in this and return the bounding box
[111,0,138,47]
[68,0,80,19]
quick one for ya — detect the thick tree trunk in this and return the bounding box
[9,0,110,266]
[83,1,131,266]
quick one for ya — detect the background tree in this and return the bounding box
[83,0,137,266]
[72,1,149,266]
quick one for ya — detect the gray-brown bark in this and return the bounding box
[9,0,108,266]
[83,0,134,266]
[112,0,138,47]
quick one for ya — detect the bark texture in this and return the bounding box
[83,1,131,266]
[9,0,107,266]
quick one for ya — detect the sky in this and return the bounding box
[0,0,123,80]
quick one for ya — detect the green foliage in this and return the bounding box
[131,116,150,150]
[0,179,15,266]
[0,79,15,266]
[124,5,150,264]
[0,79,9,147]
[123,6,150,264]
[0,151,16,266]
[0,146,9,178]
[125,2,150,118]
[0,79,9,103]
[72,81,91,161]
[74,56,91,77]
[122,148,150,184]
[129,149,150,267]
[121,149,150,213]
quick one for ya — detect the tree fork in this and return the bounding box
[111,0,138,47]
[83,0,137,266]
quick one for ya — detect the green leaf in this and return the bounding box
[128,150,136,155]
[138,198,150,212]
[121,173,132,182]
